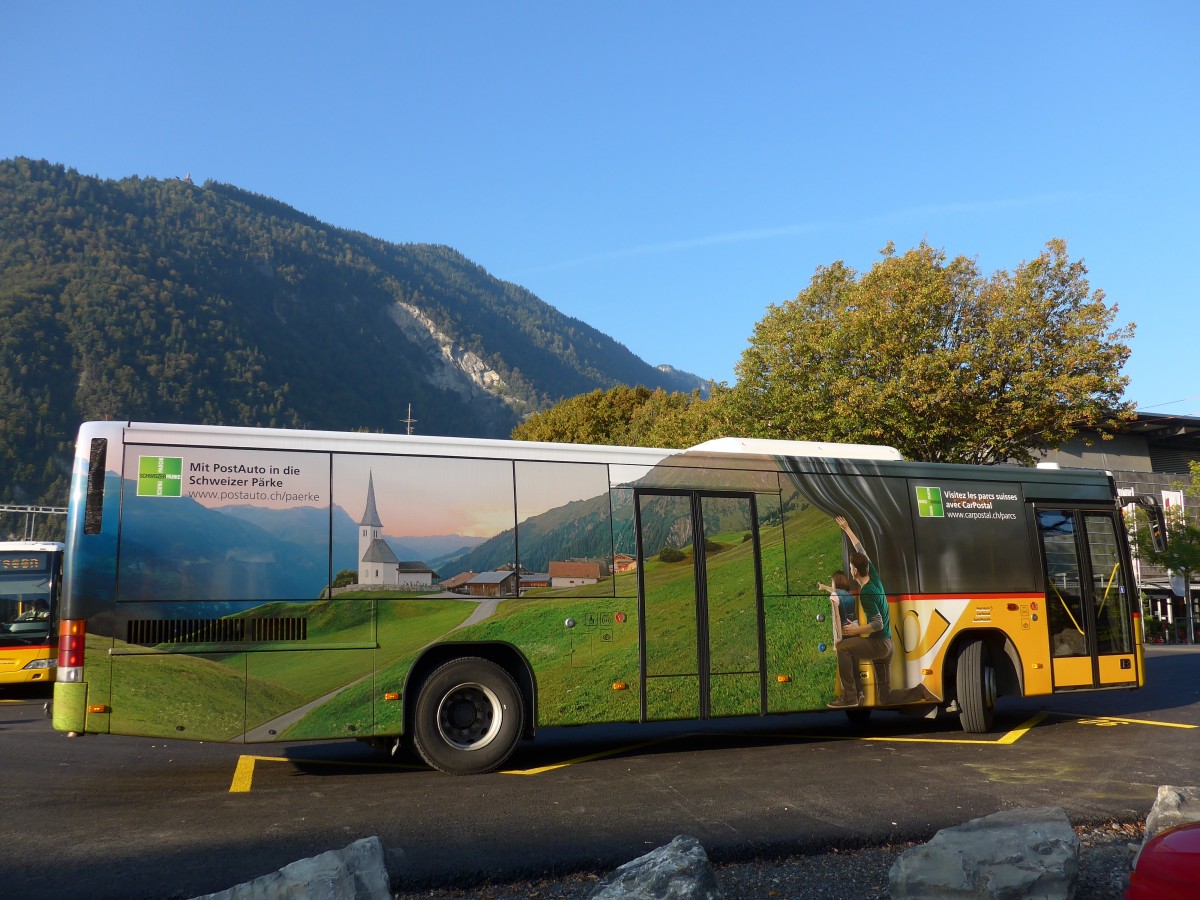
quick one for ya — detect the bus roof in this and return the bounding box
[91,422,903,464]
[689,437,903,461]
[0,541,65,552]
[82,422,1109,492]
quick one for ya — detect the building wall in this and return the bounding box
[1041,434,1154,473]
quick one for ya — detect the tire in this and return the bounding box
[412,657,524,775]
[956,638,996,733]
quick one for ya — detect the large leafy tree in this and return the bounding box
[512,384,731,448]
[728,239,1134,464]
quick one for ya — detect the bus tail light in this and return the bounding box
[58,619,86,682]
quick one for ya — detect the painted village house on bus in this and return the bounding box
[548,559,607,589]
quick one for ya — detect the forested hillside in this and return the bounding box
[0,158,705,530]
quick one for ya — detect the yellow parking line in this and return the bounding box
[1056,712,1196,729]
[997,711,1047,743]
[800,712,1048,746]
[502,737,676,775]
[229,754,285,792]
[228,753,425,792]
[509,713,1052,773]
[234,706,1195,788]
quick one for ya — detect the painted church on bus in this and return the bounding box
[357,472,437,588]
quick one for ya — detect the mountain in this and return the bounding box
[0,158,709,527]
[654,364,710,395]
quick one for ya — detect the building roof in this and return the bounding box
[1120,412,1200,454]
[359,471,383,528]
[361,538,399,564]
[549,560,603,578]
[468,571,519,585]
[439,571,477,589]
[396,561,436,575]
[1054,411,1200,476]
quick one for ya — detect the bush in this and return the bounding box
[332,569,358,588]
[658,547,685,563]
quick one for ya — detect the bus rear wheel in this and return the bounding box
[412,657,524,775]
[956,638,996,733]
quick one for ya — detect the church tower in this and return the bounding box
[358,472,384,584]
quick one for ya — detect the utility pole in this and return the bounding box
[401,404,416,436]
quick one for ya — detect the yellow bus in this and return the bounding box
[54,422,1164,773]
[1,540,64,686]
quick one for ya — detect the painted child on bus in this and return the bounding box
[817,571,857,643]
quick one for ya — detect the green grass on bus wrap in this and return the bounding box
[106,645,305,740]
[98,508,853,742]
[274,599,475,740]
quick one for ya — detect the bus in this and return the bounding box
[1,540,64,686]
[53,422,1165,774]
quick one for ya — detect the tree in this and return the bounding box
[512,384,732,449]
[1132,462,1200,643]
[729,240,1134,464]
[332,569,358,588]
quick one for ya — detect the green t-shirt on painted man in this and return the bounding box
[859,560,892,639]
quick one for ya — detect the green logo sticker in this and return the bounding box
[915,485,944,518]
[138,456,183,497]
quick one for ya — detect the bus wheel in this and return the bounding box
[412,657,524,775]
[956,638,996,733]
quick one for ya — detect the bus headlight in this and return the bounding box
[22,658,56,670]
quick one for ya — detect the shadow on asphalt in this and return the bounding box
[274,707,1033,780]
[274,646,1198,779]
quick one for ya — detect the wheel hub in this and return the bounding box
[437,682,502,751]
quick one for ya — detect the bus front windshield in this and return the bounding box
[0,575,54,647]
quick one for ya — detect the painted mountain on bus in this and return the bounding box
[118,496,473,599]
[0,157,706,530]
[117,489,330,602]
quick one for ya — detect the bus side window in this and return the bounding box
[84,438,107,534]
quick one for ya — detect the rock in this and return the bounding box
[1143,785,1200,843]
[889,807,1079,899]
[587,834,724,900]
[191,835,391,900]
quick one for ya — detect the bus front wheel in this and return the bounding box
[412,657,524,775]
[956,638,996,733]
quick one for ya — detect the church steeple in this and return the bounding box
[360,472,383,528]
[358,471,385,584]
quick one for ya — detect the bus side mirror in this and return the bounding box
[1124,494,1168,554]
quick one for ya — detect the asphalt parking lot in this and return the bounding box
[1,646,1197,898]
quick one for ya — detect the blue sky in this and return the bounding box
[5,2,1198,414]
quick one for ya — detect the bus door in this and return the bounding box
[635,490,765,721]
[1036,507,1137,689]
